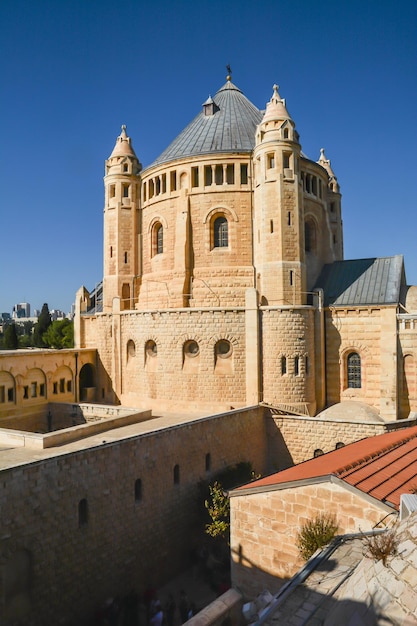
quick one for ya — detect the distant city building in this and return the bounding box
[12,302,30,319]
[50,309,66,321]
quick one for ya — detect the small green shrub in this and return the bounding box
[296,513,339,561]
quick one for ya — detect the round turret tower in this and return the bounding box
[103,126,142,312]
[253,85,306,306]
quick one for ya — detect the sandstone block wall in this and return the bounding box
[0,348,96,422]
[261,308,316,410]
[267,414,387,469]
[325,307,398,420]
[230,481,391,599]
[0,407,266,625]
[90,309,248,410]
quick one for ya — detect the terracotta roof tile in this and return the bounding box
[236,425,417,509]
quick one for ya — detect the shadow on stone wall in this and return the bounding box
[231,545,388,626]
[265,409,294,473]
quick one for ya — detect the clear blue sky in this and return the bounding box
[1,0,416,315]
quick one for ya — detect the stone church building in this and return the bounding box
[2,74,417,624]
[75,74,417,421]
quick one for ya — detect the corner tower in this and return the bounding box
[103,126,142,312]
[253,85,306,306]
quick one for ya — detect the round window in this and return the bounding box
[184,340,199,357]
[145,340,157,357]
[216,340,232,358]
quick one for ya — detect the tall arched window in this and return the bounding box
[213,216,228,248]
[347,352,361,388]
[305,218,317,254]
[156,223,163,254]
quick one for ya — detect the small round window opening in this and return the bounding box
[145,340,157,357]
[215,340,232,359]
[184,340,199,358]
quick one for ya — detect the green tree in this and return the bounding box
[42,319,74,349]
[205,481,230,544]
[17,321,35,347]
[33,303,52,347]
[3,323,19,349]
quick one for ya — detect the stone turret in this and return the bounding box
[103,126,142,312]
[253,85,306,306]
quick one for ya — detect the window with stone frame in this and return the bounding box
[213,216,228,248]
[152,222,163,256]
[347,352,361,388]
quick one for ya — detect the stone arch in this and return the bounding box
[144,336,159,372]
[21,367,47,402]
[304,214,318,254]
[203,205,239,225]
[79,363,95,402]
[51,365,74,399]
[400,353,417,418]
[340,344,369,395]
[147,215,168,234]
[210,334,238,374]
[0,370,16,404]
[179,171,188,189]
[127,339,136,364]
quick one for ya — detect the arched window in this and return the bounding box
[294,356,300,376]
[314,449,324,458]
[213,216,228,248]
[305,219,317,254]
[127,340,136,362]
[347,352,361,388]
[155,223,163,254]
[281,356,287,375]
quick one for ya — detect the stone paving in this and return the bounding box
[264,511,417,625]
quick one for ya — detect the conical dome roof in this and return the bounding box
[149,80,263,167]
[109,125,138,159]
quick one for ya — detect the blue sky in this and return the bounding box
[0,0,416,315]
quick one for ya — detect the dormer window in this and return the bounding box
[202,96,220,116]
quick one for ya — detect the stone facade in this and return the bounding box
[229,480,393,598]
[0,348,96,425]
[72,76,417,421]
[0,407,266,625]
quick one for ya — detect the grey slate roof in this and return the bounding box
[149,81,263,167]
[314,255,404,307]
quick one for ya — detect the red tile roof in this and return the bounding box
[236,426,417,509]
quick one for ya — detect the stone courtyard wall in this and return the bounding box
[266,413,388,469]
[0,406,266,626]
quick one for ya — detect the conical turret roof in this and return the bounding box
[149,80,263,167]
[261,84,292,124]
[109,125,138,159]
